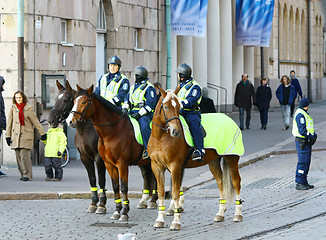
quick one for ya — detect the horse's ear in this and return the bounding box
[159,85,167,98]
[174,84,181,95]
[76,84,83,92]
[86,84,94,96]
[65,80,73,92]
[56,80,64,91]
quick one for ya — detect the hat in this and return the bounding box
[299,97,309,108]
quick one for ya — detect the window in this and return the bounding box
[61,20,67,43]
[134,28,144,51]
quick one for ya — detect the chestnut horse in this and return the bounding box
[66,84,157,221]
[148,88,243,230]
[49,81,157,216]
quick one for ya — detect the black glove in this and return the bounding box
[57,151,62,157]
[308,134,317,146]
[41,134,47,141]
[131,112,141,120]
[6,137,11,146]
[122,108,128,114]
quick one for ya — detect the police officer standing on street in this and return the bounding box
[94,55,130,109]
[123,65,156,159]
[292,98,317,190]
[176,63,204,162]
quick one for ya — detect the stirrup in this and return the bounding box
[142,150,149,160]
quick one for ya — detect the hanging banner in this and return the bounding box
[235,0,275,47]
[171,0,208,37]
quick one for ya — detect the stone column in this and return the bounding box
[244,46,255,84]
[192,37,207,87]
[207,0,220,109]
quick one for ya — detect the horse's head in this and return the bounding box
[48,80,75,128]
[155,86,182,138]
[66,84,94,128]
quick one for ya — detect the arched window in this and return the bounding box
[301,10,306,62]
[283,5,288,60]
[295,9,300,61]
[97,0,107,32]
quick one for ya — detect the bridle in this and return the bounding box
[152,98,180,133]
[51,90,74,123]
[70,93,126,126]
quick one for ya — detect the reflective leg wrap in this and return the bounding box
[99,188,107,205]
[158,206,165,211]
[115,198,122,212]
[121,200,130,215]
[235,199,243,216]
[90,188,99,204]
[217,199,227,217]
[174,208,182,213]
[152,190,158,195]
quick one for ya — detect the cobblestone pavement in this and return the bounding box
[1,151,326,240]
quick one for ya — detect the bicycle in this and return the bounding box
[60,147,70,167]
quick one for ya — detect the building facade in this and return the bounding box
[0,0,325,166]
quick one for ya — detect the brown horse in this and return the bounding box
[148,87,243,230]
[66,84,157,221]
[49,80,157,215]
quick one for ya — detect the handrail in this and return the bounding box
[207,83,228,113]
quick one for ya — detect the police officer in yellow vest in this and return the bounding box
[292,97,317,190]
[94,56,130,109]
[122,65,156,159]
[176,63,204,162]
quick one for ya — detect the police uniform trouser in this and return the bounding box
[295,140,312,184]
[137,115,152,149]
[182,111,204,152]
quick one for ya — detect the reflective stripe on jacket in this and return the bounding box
[292,108,314,138]
[177,80,202,111]
[100,73,128,104]
[129,82,154,110]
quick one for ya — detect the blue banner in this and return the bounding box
[235,0,275,47]
[171,0,208,37]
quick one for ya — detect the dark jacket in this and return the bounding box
[199,97,216,113]
[290,77,302,98]
[0,76,6,130]
[234,80,256,109]
[255,84,272,111]
[276,84,296,106]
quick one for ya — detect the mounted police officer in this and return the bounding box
[94,55,130,109]
[122,65,156,159]
[176,63,204,162]
[292,98,317,190]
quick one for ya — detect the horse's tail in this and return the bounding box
[222,158,235,205]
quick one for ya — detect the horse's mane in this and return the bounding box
[92,92,124,116]
[162,90,177,104]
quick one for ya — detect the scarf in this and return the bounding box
[16,102,26,126]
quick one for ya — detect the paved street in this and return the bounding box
[1,101,326,239]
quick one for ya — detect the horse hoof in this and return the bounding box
[95,206,107,214]
[214,215,225,222]
[119,215,129,222]
[233,215,243,222]
[154,221,164,228]
[166,209,174,216]
[137,202,147,209]
[147,202,157,209]
[170,223,181,231]
[87,205,97,213]
[110,212,120,220]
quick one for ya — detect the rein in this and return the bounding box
[51,91,74,123]
[152,101,180,133]
[70,94,126,127]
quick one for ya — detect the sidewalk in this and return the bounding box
[1,100,325,200]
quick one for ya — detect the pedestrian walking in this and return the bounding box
[0,76,6,176]
[276,75,296,130]
[234,74,256,130]
[42,123,67,181]
[5,91,46,181]
[255,77,272,130]
[199,87,216,114]
[292,98,317,190]
[289,70,303,117]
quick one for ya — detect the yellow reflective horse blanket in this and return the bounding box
[180,113,244,156]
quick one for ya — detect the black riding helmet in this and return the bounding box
[108,55,121,67]
[177,63,192,80]
[134,65,148,82]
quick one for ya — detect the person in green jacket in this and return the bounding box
[42,123,67,181]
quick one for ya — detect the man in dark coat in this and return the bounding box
[256,77,272,130]
[199,87,216,114]
[234,74,256,130]
[0,76,6,176]
[290,70,303,117]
